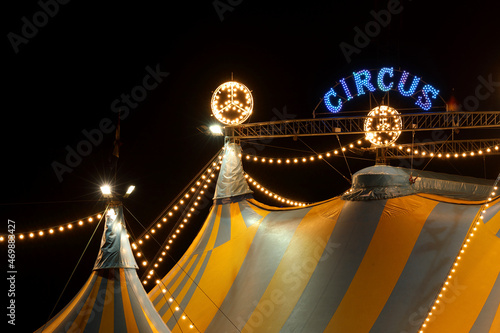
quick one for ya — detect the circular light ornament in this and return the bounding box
[364,105,402,147]
[211,81,253,125]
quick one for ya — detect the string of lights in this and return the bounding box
[240,145,352,165]
[391,143,500,158]
[126,157,225,333]
[418,175,500,332]
[104,205,201,332]
[0,212,104,242]
[154,282,200,332]
[133,149,224,242]
[240,141,499,163]
[128,157,223,284]
[141,152,307,331]
[244,173,307,207]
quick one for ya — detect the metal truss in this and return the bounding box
[226,111,500,139]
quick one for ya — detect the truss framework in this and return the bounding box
[226,111,500,139]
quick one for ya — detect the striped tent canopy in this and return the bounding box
[36,205,171,333]
[149,143,500,333]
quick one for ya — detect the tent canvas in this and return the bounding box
[148,142,500,333]
[35,205,171,333]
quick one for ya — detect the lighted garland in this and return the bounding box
[418,176,500,332]
[129,158,222,283]
[157,289,199,331]
[244,173,307,207]
[132,159,222,248]
[394,143,499,158]
[240,145,352,165]
[147,273,200,331]
[145,278,200,332]
[0,212,104,242]
[126,159,221,333]
[240,142,500,164]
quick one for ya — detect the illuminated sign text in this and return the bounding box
[324,67,439,112]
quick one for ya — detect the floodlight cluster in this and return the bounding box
[364,105,402,147]
[211,81,253,125]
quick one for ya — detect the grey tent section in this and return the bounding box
[35,205,171,333]
[214,142,253,201]
[149,147,500,333]
[94,205,138,269]
[343,165,495,201]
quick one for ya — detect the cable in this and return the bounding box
[139,148,224,240]
[0,199,101,206]
[413,132,454,181]
[39,205,108,332]
[483,155,487,179]
[410,131,470,184]
[299,139,352,184]
[335,135,353,182]
[410,130,415,176]
[124,204,241,333]
[122,210,186,333]
[242,141,311,154]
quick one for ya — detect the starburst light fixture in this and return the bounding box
[211,81,253,125]
[364,105,402,147]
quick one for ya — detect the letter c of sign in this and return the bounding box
[324,88,342,113]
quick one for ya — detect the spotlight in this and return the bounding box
[209,124,224,136]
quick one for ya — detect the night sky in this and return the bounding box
[3,1,500,332]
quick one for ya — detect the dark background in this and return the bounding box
[2,0,500,331]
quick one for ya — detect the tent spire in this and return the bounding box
[213,141,253,202]
[35,202,171,332]
[93,203,138,270]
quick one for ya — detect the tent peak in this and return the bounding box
[342,165,494,201]
[93,205,138,270]
[213,142,253,202]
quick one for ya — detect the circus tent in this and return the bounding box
[35,204,171,333]
[148,142,500,333]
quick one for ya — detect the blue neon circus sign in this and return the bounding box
[324,67,440,112]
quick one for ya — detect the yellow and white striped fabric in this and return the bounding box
[36,268,169,333]
[149,195,500,333]
[36,205,171,333]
